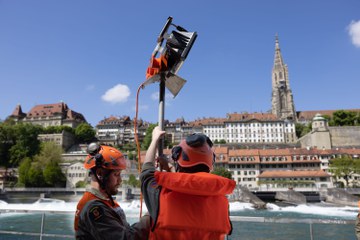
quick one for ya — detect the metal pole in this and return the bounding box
[309,222,314,240]
[158,74,165,156]
[40,213,45,240]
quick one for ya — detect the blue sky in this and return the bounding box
[1,1,360,127]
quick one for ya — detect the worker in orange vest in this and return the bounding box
[141,126,236,240]
[74,144,150,239]
[356,200,360,240]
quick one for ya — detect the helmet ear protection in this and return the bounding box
[171,146,183,172]
[171,146,182,161]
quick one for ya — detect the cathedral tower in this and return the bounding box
[271,35,296,121]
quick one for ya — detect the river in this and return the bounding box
[0,194,358,240]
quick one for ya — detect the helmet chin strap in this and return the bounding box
[92,168,115,206]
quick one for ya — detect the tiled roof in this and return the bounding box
[65,109,86,121]
[189,118,226,126]
[175,117,185,123]
[214,146,228,154]
[139,146,360,164]
[259,148,290,156]
[11,104,26,118]
[25,102,86,122]
[226,112,279,122]
[258,170,330,178]
[229,149,260,156]
[97,116,131,125]
[27,102,68,117]
[340,148,360,155]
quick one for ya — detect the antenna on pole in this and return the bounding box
[143,17,198,155]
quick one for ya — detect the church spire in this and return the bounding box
[271,35,296,121]
[273,34,284,70]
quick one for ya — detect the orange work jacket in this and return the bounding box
[149,171,236,240]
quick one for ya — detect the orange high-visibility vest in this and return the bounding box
[149,171,236,240]
[74,191,118,231]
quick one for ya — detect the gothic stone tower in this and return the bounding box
[271,35,296,121]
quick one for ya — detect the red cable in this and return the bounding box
[134,81,146,219]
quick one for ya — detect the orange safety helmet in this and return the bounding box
[172,133,215,171]
[84,143,127,170]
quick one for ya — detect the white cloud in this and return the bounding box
[348,20,360,48]
[102,84,130,104]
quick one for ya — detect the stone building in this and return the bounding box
[96,116,131,146]
[224,113,296,144]
[164,118,187,144]
[299,113,360,150]
[141,146,360,190]
[62,161,88,189]
[38,131,76,151]
[9,102,86,128]
[297,109,360,124]
[271,35,296,121]
[8,102,87,150]
[164,113,297,144]
[299,114,332,150]
[95,116,149,146]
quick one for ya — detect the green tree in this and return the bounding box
[211,167,232,179]
[295,123,312,138]
[44,125,74,134]
[127,151,137,161]
[17,157,32,186]
[28,162,46,187]
[121,143,137,152]
[126,174,140,188]
[75,123,96,143]
[9,123,43,166]
[332,110,357,126]
[0,122,15,167]
[329,156,357,187]
[295,123,304,138]
[35,142,63,165]
[321,114,333,126]
[43,161,66,187]
[141,124,156,150]
[17,142,66,187]
[35,142,66,187]
[141,124,172,150]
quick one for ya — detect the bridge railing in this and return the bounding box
[3,187,86,192]
[0,209,356,240]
